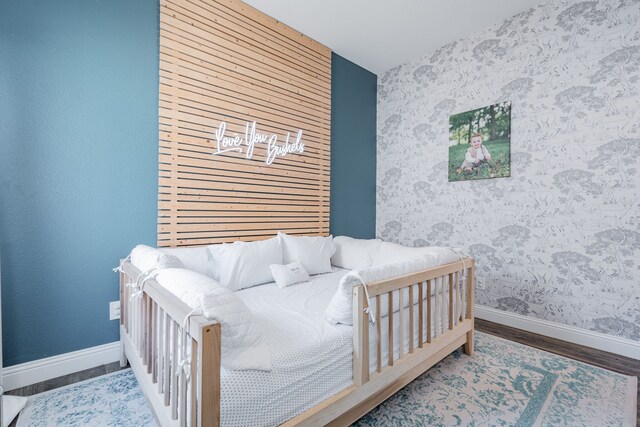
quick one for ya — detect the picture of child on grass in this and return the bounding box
[460,132,491,171]
[448,101,511,182]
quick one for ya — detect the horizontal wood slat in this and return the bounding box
[159,0,331,247]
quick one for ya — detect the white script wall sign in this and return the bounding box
[211,121,305,165]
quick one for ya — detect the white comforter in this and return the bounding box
[220,268,354,427]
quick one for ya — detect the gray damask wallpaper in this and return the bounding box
[376,0,640,341]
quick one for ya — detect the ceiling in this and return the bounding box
[243,0,544,75]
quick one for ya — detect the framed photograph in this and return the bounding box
[448,101,511,182]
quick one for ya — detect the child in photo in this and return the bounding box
[460,132,491,171]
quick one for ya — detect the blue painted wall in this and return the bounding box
[330,53,377,239]
[0,0,160,366]
[0,3,376,367]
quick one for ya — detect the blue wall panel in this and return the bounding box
[330,53,377,239]
[0,3,376,366]
[0,0,160,366]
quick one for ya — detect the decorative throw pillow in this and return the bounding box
[208,237,283,291]
[269,261,311,288]
[331,236,381,270]
[278,232,335,275]
[160,246,212,277]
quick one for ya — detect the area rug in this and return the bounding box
[354,332,637,427]
[15,369,156,427]
[15,332,637,427]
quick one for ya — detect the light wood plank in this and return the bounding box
[352,286,369,386]
[376,295,381,373]
[398,289,404,359]
[418,283,424,348]
[427,280,432,344]
[408,285,414,354]
[159,0,330,246]
[449,273,454,331]
[388,291,394,367]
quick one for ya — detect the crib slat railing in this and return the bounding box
[449,273,454,331]
[163,312,171,407]
[375,295,382,373]
[426,280,432,344]
[418,283,424,348]
[398,290,404,360]
[353,258,475,386]
[120,261,221,427]
[408,285,414,354]
[353,285,370,386]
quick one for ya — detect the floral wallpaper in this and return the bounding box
[376,0,640,341]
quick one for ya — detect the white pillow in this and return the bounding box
[130,245,184,272]
[270,262,310,288]
[373,242,437,266]
[331,236,381,270]
[154,268,272,371]
[206,243,228,280]
[160,246,212,277]
[279,232,335,275]
[209,237,283,291]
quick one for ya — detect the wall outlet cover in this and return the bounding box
[476,277,486,290]
[109,301,120,321]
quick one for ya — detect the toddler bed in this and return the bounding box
[118,235,475,426]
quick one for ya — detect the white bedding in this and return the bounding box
[217,267,467,426]
[220,268,353,427]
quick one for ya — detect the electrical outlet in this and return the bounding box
[109,301,120,321]
[476,277,486,290]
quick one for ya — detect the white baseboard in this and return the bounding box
[2,341,120,391]
[475,305,640,360]
[3,307,638,391]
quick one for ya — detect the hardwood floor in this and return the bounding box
[476,318,640,426]
[5,321,638,426]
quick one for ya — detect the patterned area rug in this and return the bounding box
[16,332,637,427]
[16,369,156,427]
[354,332,637,427]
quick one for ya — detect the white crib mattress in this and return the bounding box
[218,267,467,427]
[220,267,353,427]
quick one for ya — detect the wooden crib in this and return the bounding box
[119,257,475,427]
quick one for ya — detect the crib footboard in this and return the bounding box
[286,257,475,426]
[119,261,221,427]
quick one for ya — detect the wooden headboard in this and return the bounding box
[158,0,331,247]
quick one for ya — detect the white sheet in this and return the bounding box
[220,268,353,427]
[218,267,468,426]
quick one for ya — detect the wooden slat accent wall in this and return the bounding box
[158,0,332,247]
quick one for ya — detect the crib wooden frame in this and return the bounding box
[119,257,474,427]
